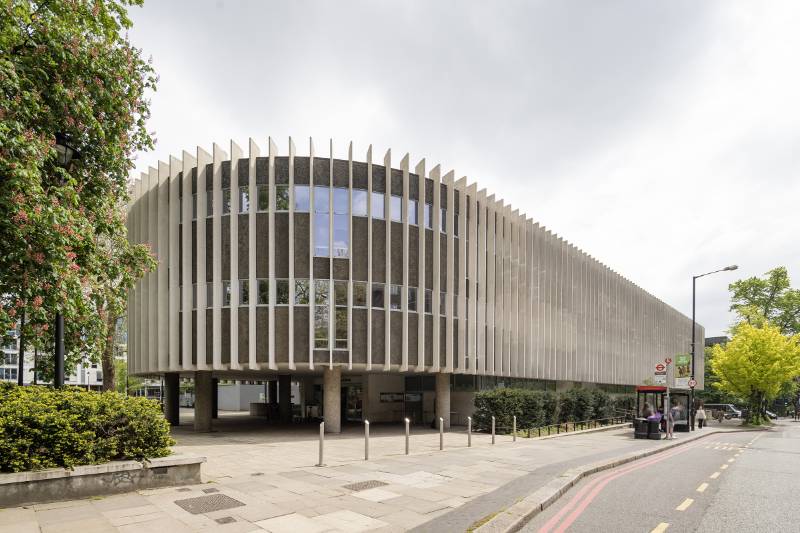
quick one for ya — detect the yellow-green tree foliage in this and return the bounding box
[711,322,800,423]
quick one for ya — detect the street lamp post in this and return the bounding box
[690,264,738,430]
[53,134,80,388]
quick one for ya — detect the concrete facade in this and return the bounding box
[127,138,704,430]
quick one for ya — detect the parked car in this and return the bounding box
[704,404,742,420]
[765,410,778,420]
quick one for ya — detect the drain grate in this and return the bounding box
[215,517,236,524]
[202,488,219,494]
[342,480,389,492]
[174,494,245,515]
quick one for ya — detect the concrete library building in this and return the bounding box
[126,138,703,432]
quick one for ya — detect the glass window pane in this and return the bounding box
[440,292,446,315]
[295,279,310,305]
[239,187,250,213]
[352,189,368,216]
[371,192,384,219]
[315,280,329,305]
[294,185,310,212]
[353,282,367,307]
[239,280,249,305]
[333,214,349,258]
[193,283,197,309]
[258,185,269,211]
[390,196,402,222]
[206,193,213,217]
[333,188,348,215]
[314,306,329,349]
[390,285,401,310]
[192,194,197,219]
[276,279,290,305]
[314,213,330,256]
[222,280,231,306]
[371,284,384,308]
[334,281,348,306]
[276,185,290,211]
[335,308,348,349]
[424,289,432,314]
[454,213,459,237]
[408,287,417,312]
[314,186,329,214]
[222,189,231,215]
[424,203,432,229]
[258,279,268,305]
[440,208,447,233]
[408,199,418,225]
[207,282,213,308]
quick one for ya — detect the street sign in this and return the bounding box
[688,378,697,389]
[655,363,666,372]
[665,358,672,364]
[654,374,667,385]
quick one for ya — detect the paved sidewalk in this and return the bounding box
[0,413,745,533]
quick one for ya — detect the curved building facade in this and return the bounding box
[127,138,703,431]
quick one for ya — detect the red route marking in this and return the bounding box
[538,440,705,533]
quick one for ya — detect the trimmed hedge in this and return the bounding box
[0,383,174,473]
[473,387,633,432]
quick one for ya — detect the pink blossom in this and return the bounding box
[69,263,80,272]
[32,296,43,308]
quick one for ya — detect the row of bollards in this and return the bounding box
[316,415,519,467]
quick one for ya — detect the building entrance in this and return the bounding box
[341,384,363,422]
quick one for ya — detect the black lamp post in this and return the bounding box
[53,134,80,387]
[690,264,738,430]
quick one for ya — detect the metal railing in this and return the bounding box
[520,415,630,438]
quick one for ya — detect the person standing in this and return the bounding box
[667,400,680,439]
[696,404,707,429]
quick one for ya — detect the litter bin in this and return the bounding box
[647,419,663,440]
[634,418,649,439]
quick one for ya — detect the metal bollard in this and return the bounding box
[513,416,517,442]
[364,420,370,460]
[467,416,472,447]
[404,418,410,455]
[491,416,496,445]
[316,421,325,467]
[439,417,444,450]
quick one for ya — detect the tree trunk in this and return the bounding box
[101,313,117,392]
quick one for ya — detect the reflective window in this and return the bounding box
[257,279,268,305]
[314,186,329,213]
[353,281,367,307]
[275,185,290,211]
[371,192,384,219]
[440,292,446,315]
[371,284,384,308]
[276,279,290,305]
[408,287,417,312]
[424,203,433,229]
[333,188,348,215]
[222,281,231,307]
[294,185,310,212]
[334,281,348,306]
[352,189,367,216]
[257,185,269,211]
[390,195,402,222]
[440,208,447,233]
[424,289,432,314]
[206,282,213,308]
[333,214,349,258]
[314,280,329,349]
[335,308,348,349]
[206,193,213,217]
[192,193,197,220]
[295,279,310,305]
[390,285,401,310]
[239,187,250,213]
[239,279,249,305]
[192,283,197,309]
[408,199,418,225]
[314,214,330,257]
[222,188,232,215]
[454,213,459,237]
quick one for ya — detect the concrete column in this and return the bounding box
[435,372,451,429]
[211,378,219,419]
[164,373,180,426]
[194,371,213,432]
[279,374,292,423]
[323,366,342,433]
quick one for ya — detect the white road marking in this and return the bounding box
[710,472,720,479]
[697,483,709,493]
[676,498,694,511]
[728,458,735,463]
[651,522,670,533]
[721,464,729,470]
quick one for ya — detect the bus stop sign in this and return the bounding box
[688,378,697,389]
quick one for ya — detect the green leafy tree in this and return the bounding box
[729,267,800,336]
[0,0,156,385]
[711,323,800,424]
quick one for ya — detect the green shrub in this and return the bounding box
[0,383,174,473]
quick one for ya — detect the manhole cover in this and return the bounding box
[343,480,389,492]
[174,494,245,515]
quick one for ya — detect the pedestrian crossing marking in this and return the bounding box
[710,472,720,479]
[651,522,670,533]
[676,498,694,511]
[697,483,709,493]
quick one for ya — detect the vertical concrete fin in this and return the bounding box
[168,155,181,372]
[247,139,260,371]
[229,140,243,370]
[211,143,227,371]
[180,150,196,371]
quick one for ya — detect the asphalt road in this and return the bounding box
[522,421,800,533]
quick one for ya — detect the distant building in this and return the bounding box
[705,336,729,347]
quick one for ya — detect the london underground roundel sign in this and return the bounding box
[655,363,666,372]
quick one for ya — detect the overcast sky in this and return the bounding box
[128,0,799,338]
